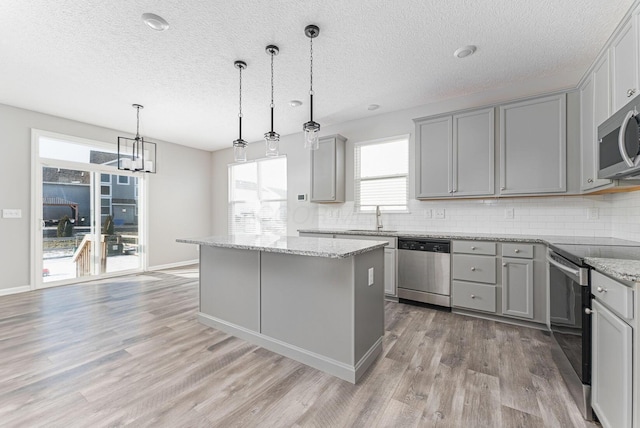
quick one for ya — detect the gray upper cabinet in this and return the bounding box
[415,107,494,199]
[415,115,452,198]
[310,134,346,203]
[499,94,567,195]
[452,108,495,196]
[610,16,638,112]
[580,55,612,192]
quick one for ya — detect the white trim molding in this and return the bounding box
[147,259,199,271]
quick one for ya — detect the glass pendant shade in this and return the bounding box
[303,121,320,150]
[233,139,247,163]
[264,131,280,157]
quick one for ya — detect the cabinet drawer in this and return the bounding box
[334,234,396,249]
[453,240,496,256]
[452,254,496,284]
[502,243,534,259]
[592,270,634,320]
[452,281,496,313]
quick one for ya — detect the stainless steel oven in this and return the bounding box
[547,249,592,420]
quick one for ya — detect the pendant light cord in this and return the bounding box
[270,50,275,132]
[238,65,243,140]
[135,106,141,140]
[309,36,314,121]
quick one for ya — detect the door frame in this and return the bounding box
[30,129,149,290]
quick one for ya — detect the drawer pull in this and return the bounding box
[470,294,476,299]
[471,246,476,250]
[471,267,476,271]
[596,286,607,293]
[585,308,593,315]
[514,249,520,253]
[502,263,507,267]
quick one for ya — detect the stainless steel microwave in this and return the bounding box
[598,97,640,179]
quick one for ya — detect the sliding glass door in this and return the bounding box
[34,131,144,289]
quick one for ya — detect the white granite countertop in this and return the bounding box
[298,229,640,282]
[177,235,388,259]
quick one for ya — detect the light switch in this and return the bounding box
[2,209,22,219]
[368,268,374,286]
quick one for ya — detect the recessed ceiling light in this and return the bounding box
[142,13,169,31]
[454,45,477,59]
[289,100,303,107]
[367,104,380,111]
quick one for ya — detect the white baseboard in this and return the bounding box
[0,285,31,296]
[147,259,199,271]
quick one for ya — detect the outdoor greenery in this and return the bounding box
[56,215,73,237]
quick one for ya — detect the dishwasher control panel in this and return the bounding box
[398,239,450,253]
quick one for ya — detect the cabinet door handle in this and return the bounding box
[502,263,507,267]
[471,267,476,271]
[500,186,506,191]
[596,286,607,293]
[514,249,520,253]
[471,246,476,250]
[585,308,593,315]
[587,178,593,183]
[628,88,636,97]
[470,294,476,299]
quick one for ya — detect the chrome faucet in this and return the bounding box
[375,205,383,231]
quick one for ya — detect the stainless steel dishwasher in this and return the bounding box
[397,238,451,307]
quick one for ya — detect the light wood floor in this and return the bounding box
[0,267,599,428]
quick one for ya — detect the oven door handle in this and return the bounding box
[546,252,580,278]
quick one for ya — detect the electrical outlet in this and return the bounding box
[424,209,432,219]
[505,208,514,219]
[2,209,22,219]
[434,208,445,219]
[368,268,374,286]
[587,208,599,220]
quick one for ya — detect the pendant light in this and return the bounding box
[303,24,320,150]
[264,45,280,157]
[233,60,248,162]
[117,104,157,173]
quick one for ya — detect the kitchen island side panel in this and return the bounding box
[200,245,261,332]
[353,248,385,363]
[260,252,354,365]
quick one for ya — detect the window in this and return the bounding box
[101,185,111,196]
[355,136,409,212]
[117,175,130,185]
[228,157,287,236]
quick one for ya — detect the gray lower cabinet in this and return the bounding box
[452,240,546,324]
[499,94,566,195]
[501,257,534,319]
[591,270,634,428]
[414,107,494,198]
[310,134,346,202]
[592,298,632,428]
[384,248,397,296]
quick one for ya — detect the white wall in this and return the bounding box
[210,79,640,244]
[0,103,211,292]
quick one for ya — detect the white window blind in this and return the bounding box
[228,156,287,235]
[355,136,408,212]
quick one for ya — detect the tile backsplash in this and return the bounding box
[315,190,640,242]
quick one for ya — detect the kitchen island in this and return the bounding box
[176,235,388,383]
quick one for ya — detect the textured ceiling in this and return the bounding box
[0,0,634,151]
